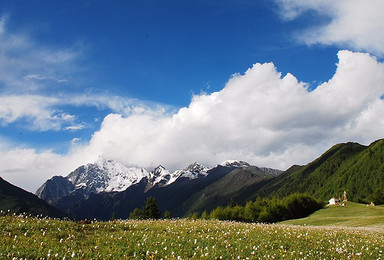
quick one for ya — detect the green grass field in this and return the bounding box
[281,202,384,231]
[1,209,383,259]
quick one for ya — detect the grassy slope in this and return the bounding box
[281,202,384,231]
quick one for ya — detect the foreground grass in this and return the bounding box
[1,213,384,259]
[281,202,384,231]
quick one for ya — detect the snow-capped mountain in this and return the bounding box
[148,165,174,188]
[66,156,152,193]
[36,156,153,203]
[36,157,211,204]
[174,162,210,180]
[219,160,251,168]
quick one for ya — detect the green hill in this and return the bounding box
[281,202,384,231]
[257,139,384,203]
[183,139,384,216]
[0,177,65,218]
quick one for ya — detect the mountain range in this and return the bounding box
[35,158,281,219]
[36,157,212,205]
[1,138,383,219]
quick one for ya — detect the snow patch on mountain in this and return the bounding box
[37,156,213,204]
[219,160,251,168]
[66,156,151,194]
[96,157,151,192]
[150,165,174,187]
[174,162,210,180]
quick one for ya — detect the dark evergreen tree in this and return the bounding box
[143,197,161,219]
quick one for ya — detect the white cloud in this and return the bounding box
[0,93,171,132]
[24,74,49,81]
[65,125,85,131]
[84,50,384,171]
[24,74,68,83]
[0,14,78,94]
[0,144,94,192]
[0,95,92,131]
[1,50,384,192]
[0,95,65,131]
[276,0,384,56]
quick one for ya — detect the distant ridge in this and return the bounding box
[0,177,65,218]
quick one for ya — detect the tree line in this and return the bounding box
[129,193,323,223]
[189,193,323,223]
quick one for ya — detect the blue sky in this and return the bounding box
[1,0,384,192]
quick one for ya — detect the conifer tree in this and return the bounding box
[143,197,161,219]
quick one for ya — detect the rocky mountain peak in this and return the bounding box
[185,162,208,172]
[176,162,209,180]
[152,165,167,176]
[219,160,251,168]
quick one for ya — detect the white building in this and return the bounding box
[328,197,339,205]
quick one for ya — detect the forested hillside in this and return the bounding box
[256,139,384,203]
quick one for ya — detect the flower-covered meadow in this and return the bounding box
[1,212,383,259]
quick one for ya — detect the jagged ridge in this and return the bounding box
[36,157,213,204]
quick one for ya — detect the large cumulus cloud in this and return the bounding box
[86,50,384,170]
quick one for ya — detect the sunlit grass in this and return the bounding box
[1,211,383,259]
[281,202,384,230]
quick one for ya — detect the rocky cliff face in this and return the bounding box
[36,176,75,204]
